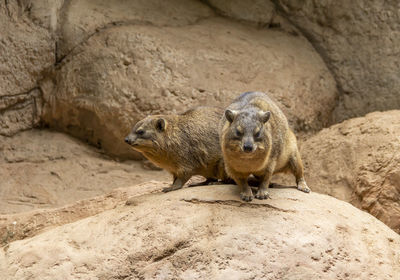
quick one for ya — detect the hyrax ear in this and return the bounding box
[156,118,167,132]
[259,111,271,123]
[225,110,238,123]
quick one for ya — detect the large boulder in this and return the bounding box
[301,110,400,233]
[276,0,400,123]
[0,184,399,279]
[41,0,337,158]
[0,1,54,136]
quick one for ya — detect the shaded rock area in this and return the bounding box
[0,185,399,279]
[0,129,169,214]
[300,110,400,234]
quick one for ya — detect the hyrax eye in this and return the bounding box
[254,130,261,138]
[136,129,145,136]
[235,128,243,137]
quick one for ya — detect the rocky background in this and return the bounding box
[0,0,399,279]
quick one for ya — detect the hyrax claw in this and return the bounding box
[255,189,269,200]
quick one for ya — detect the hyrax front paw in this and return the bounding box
[162,186,174,192]
[240,190,254,202]
[162,185,182,193]
[255,188,269,200]
[297,180,311,193]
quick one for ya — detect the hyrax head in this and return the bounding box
[223,108,271,155]
[125,115,167,152]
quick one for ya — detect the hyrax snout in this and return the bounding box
[220,91,310,202]
[125,106,229,192]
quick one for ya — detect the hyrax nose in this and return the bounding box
[124,137,130,144]
[243,142,253,153]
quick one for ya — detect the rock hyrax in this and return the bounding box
[125,107,229,192]
[220,91,310,201]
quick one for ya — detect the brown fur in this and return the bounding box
[219,91,310,201]
[125,107,229,192]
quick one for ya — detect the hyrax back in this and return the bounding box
[125,106,229,192]
[219,91,310,201]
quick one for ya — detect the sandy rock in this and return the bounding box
[0,181,169,245]
[0,129,169,214]
[0,184,399,279]
[277,0,400,123]
[0,1,54,136]
[42,15,337,158]
[301,110,400,233]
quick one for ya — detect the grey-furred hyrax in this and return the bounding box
[219,91,311,202]
[125,106,230,193]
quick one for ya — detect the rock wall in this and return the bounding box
[0,1,54,136]
[3,0,400,157]
[208,0,400,123]
[38,0,337,158]
[276,0,400,123]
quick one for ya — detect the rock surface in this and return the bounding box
[301,110,400,233]
[0,129,169,214]
[207,0,276,25]
[42,10,337,157]
[55,0,214,60]
[0,181,170,245]
[277,0,400,122]
[0,1,54,136]
[0,184,399,279]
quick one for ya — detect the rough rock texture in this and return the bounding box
[0,1,54,136]
[300,110,400,234]
[206,0,276,25]
[22,0,64,32]
[0,89,43,136]
[0,185,399,279]
[42,5,337,157]
[0,129,169,214]
[276,0,400,123]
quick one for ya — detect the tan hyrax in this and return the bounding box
[125,107,230,192]
[220,91,310,201]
